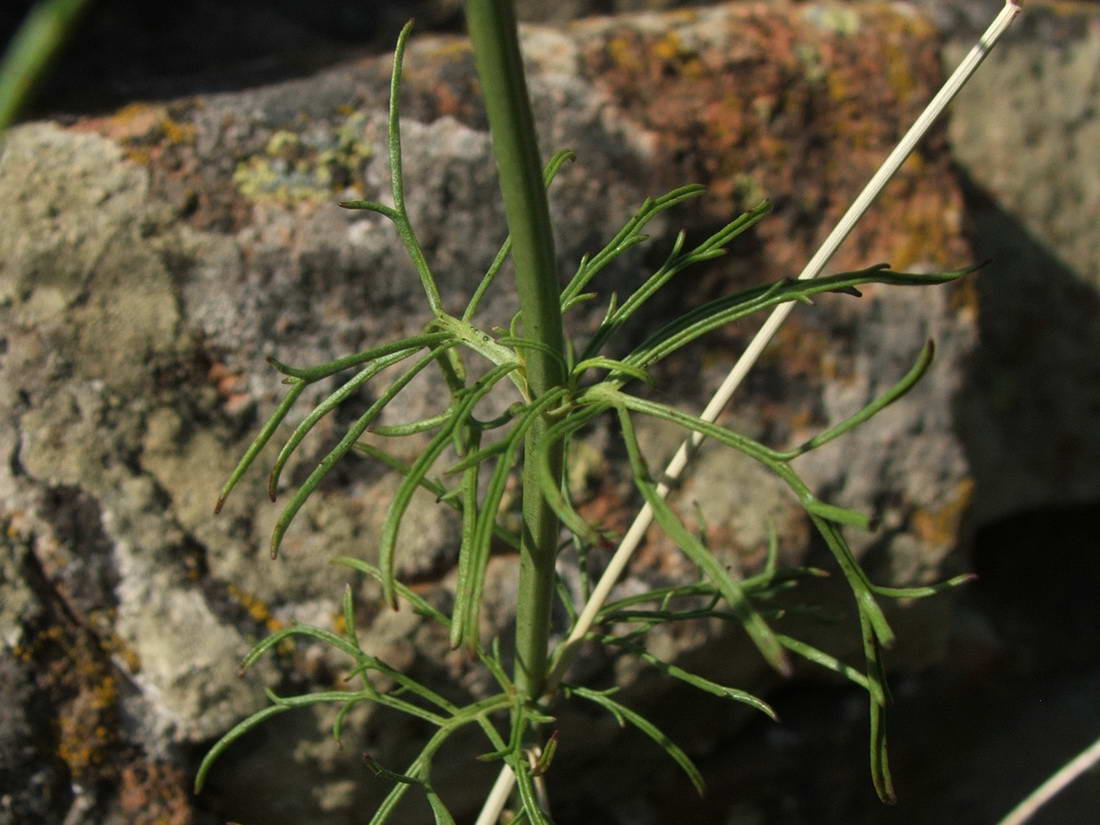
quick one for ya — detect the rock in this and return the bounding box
[0,3,987,823]
[946,2,1100,523]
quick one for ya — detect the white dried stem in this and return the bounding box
[996,732,1100,825]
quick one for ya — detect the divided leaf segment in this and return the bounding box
[198,3,1023,820]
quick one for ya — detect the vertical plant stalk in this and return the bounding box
[0,0,92,132]
[476,2,1023,820]
[465,0,567,699]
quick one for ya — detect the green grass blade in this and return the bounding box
[337,199,400,220]
[384,21,443,316]
[589,385,784,465]
[444,439,511,475]
[341,583,360,649]
[370,409,454,437]
[0,0,92,132]
[595,582,717,621]
[426,787,457,825]
[510,755,554,825]
[560,184,707,303]
[241,623,365,671]
[532,405,609,546]
[860,610,896,803]
[776,634,870,690]
[333,557,451,628]
[810,515,894,649]
[624,265,971,371]
[599,387,874,532]
[350,444,522,550]
[571,357,652,387]
[194,704,292,792]
[585,201,771,359]
[366,725,454,825]
[870,573,977,599]
[690,199,772,256]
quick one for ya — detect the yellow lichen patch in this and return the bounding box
[12,623,64,662]
[159,116,196,147]
[11,610,122,780]
[233,112,372,204]
[912,478,975,547]
[651,31,682,62]
[102,628,143,674]
[606,34,643,73]
[226,583,294,656]
[57,668,119,779]
[424,36,474,61]
[226,583,284,634]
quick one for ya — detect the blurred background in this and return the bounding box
[1,2,1098,824]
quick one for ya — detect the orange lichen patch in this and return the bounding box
[102,627,143,674]
[73,101,198,163]
[630,526,694,581]
[118,761,194,825]
[911,477,975,547]
[73,102,164,142]
[207,361,252,415]
[56,672,117,775]
[771,316,853,384]
[582,3,967,274]
[403,36,483,125]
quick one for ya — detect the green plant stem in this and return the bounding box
[465,0,567,700]
[0,0,92,132]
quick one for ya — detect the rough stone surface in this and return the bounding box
[946,2,1100,523]
[6,2,1088,823]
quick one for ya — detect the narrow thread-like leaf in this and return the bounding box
[780,341,936,459]
[532,404,609,545]
[267,332,450,381]
[215,379,305,513]
[270,346,450,558]
[597,635,778,720]
[452,388,566,649]
[379,363,517,608]
[615,407,790,675]
[464,148,577,322]
[568,684,705,795]
[268,348,418,499]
